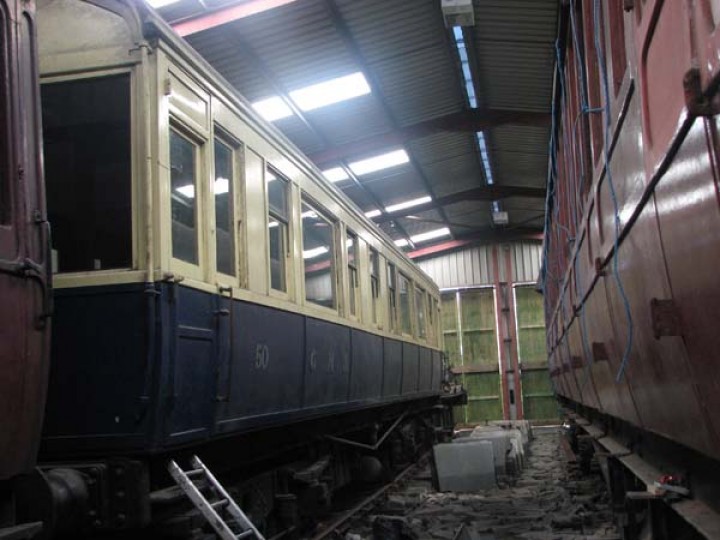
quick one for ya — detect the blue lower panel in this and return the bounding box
[43,282,442,455]
[349,330,383,401]
[431,350,442,389]
[303,318,351,407]
[163,286,217,445]
[401,343,419,394]
[418,347,433,392]
[382,339,402,397]
[215,302,304,431]
[43,283,152,450]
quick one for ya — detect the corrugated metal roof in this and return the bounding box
[155,0,556,253]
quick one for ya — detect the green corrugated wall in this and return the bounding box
[442,289,503,424]
[515,285,558,421]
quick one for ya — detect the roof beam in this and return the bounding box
[309,108,550,165]
[408,227,543,260]
[373,185,546,224]
[172,0,300,37]
[322,0,456,240]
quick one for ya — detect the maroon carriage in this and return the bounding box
[0,0,50,526]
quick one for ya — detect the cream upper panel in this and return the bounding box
[38,0,142,75]
[152,37,438,297]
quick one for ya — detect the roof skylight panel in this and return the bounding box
[385,196,432,214]
[252,96,293,122]
[348,149,410,176]
[410,227,451,244]
[252,72,371,122]
[322,167,349,183]
[146,0,180,8]
[290,72,370,112]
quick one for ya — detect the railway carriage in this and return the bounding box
[9,0,455,535]
[543,1,720,537]
[0,0,50,529]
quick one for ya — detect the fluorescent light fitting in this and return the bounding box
[410,227,451,244]
[252,96,293,122]
[290,72,370,112]
[364,209,382,219]
[301,210,318,219]
[322,167,349,183]
[385,196,432,214]
[394,238,409,248]
[146,0,180,8]
[349,149,409,176]
[303,246,329,259]
[266,171,277,183]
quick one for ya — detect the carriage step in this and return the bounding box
[168,455,265,540]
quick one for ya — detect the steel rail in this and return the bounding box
[307,452,430,540]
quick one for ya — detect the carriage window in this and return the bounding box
[302,199,335,309]
[416,287,427,339]
[42,75,132,272]
[387,262,397,332]
[398,273,412,335]
[369,248,380,324]
[170,129,199,265]
[428,296,437,345]
[347,230,358,317]
[214,138,235,275]
[267,168,288,292]
[0,17,8,225]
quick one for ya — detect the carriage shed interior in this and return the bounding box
[114,0,557,427]
[18,0,720,537]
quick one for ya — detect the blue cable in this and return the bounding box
[593,0,634,382]
[566,0,595,393]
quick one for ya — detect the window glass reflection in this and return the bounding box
[214,139,234,275]
[302,200,335,309]
[170,129,198,264]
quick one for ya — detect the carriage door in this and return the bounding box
[0,0,50,479]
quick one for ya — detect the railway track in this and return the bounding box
[305,453,431,540]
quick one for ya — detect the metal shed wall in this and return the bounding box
[418,241,555,423]
[417,241,542,289]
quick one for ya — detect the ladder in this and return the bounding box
[168,455,266,540]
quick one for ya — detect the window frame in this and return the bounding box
[211,129,243,283]
[346,227,359,320]
[387,261,398,333]
[168,121,206,280]
[398,271,413,337]
[415,286,427,341]
[300,196,337,312]
[42,70,136,275]
[369,247,380,326]
[266,165,291,296]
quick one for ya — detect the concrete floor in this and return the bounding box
[343,428,619,540]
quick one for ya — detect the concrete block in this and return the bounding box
[509,437,524,472]
[455,427,526,476]
[487,420,532,447]
[469,428,512,476]
[433,441,496,492]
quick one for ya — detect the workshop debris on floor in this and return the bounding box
[343,427,619,540]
